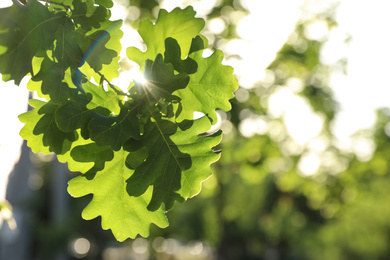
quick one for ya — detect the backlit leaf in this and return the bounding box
[83,81,122,115]
[174,50,239,123]
[71,0,108,30]
[53,19,84,69]
[55,94,92,133]
[30,58,78,104]
[11,3,237,242]
[19,99,77,154]
[126,116,222,211]
[70,143,114,172]
[126,6,204,71]
[137,54,189,102]
[88,104,140,150]
[164,37,199,74]
[67,148,168,241]
[75,19,123,74]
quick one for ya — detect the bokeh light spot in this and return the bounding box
[70,238,91,258]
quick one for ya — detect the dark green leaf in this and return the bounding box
[89,104,140,150]
[126,116,222,211]
[34,102,77,154]
[70,0,108,30]
[164,37,198,74]
[19,99,77,154]
[55,94,92,132]
[188,35,206,55]
[0,0,65,84]
[30,58,78,104]
[53,19,84,69]
[70,143,114,172]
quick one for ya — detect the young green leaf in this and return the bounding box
[19,100,51,155]
[72,16,123,76]
[56,135,100,173]
[95,0,114,8]
[174,50,239,123]
[13,3,238,242]
[83,81,122,115]
[67,148,169,241]
[47,0,74,12]
[127,6,205,71]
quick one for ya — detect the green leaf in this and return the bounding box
[127,6,205,71]
[53,19,84,69]
[13,4,237,242]
[75,19,123,74]
[19,100,51,154]
[33,102,78,154]
[19,99,77,154]
[95,0,114,8]
[79,0,96,16]
[188,35,207,55]
[55,93,92,133]
[125,116,222,211]
[88,104,140,150]
[164,37,198,74]
[171,119,222,200]
[71,0,108,30]
[0,0,65,84]
[47,0,74,12]
[83,81,122,115]
[30,58,78,104]
[70,143,114,172]
[138,54,189,102]
[56,135,98,173]
[67,148,168,241]
[96,20,123,81]
[174,50,239,123]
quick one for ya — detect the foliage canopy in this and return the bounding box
[0,0,238,241]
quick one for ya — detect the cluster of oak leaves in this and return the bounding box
[0,0,237,241]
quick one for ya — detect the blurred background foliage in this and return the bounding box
[2,0,390,260]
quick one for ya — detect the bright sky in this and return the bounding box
[330,0,390,141]
[1,0,390,198]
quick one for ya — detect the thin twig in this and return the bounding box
[97,72,131,97]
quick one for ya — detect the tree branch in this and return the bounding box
[97,72,131,97]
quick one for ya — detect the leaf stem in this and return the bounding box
[97,72,131,97]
